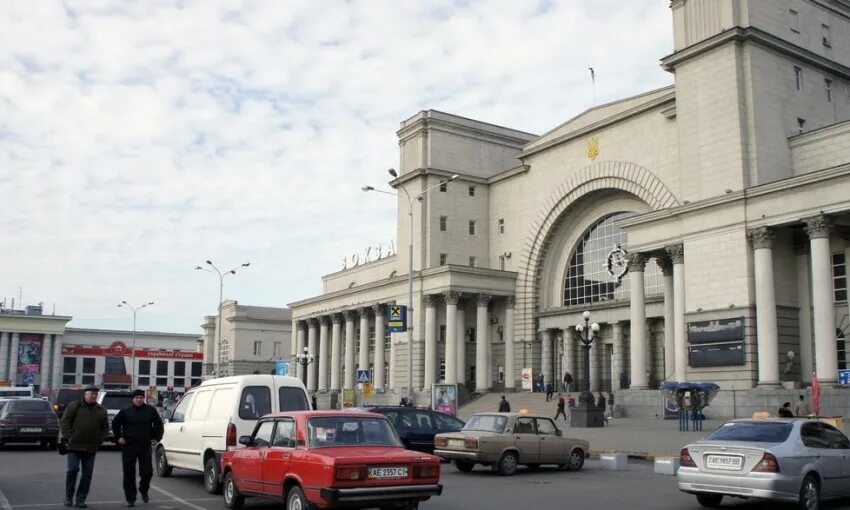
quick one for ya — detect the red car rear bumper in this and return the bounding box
[319,484,442,503]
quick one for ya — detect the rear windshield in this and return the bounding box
[279,387,309,412]
[706,422,793,442]
[463,415,508,433]
[307,416,401,448]
[9,400,52,413]
[102,394,134,411]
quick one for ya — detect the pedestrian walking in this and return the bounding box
[60,387,109,508]
[563,372,573,393]
[554,393,567,421]
[778,402,794,417]
[545,382,554,402]
[596,392,607,411]
[112,390,164,507]
[498,395,511,412]
[794,394,811,417]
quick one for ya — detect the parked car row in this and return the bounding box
[0,397,61,449]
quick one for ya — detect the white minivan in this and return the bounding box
[155,374,309,493]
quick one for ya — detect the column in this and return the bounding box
[344,311,356,390]
[295,321,305,382]
[9,332,20,385]
[563,328,576,389]
[504,296,516,390]
[804,214,838,384]
[796,247,814,382]
[423,295,437,389]
[373,304,386,391]
[612,322,624,390]
[41,334,53,390]
[330,315,342,391]
[306,319,318,391]
[475,294,491,390]
[455,299,466,384]
[358,307,370,378]
[318,316,330,391]
[52,334,63,389]
[657,256,675,381]
[541,329,553,384]
[628,252,649,389]
[0,332,9,381]
[443,291,460,384]
[290,321,298,357]
[666,244,687,382]
[748,227,781,386]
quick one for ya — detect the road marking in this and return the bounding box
[150,486,210,510]
[13,498,219,508]
[0,486,12,510]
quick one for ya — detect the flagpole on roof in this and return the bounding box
[589,67,596,104]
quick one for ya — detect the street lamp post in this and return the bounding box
[572,310,604,427]
[296,346,314,387]
[117,300,154,388]
[362,169,459,401]
[196,260,250,376]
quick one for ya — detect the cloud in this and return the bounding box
[0,0,673,333]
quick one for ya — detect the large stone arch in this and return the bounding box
[514,160,678,343]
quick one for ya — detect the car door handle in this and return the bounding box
[179,426,184,432]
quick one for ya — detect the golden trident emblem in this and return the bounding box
[586,136,599,160]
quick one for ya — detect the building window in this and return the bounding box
[794,66,803,91]
[156,377,168,387]
[797,118,806,135]
[833,252,847,301]
[469,256,477,267]
[789,9,799,33]
[563,212,663,306]
[81,375,94,385]
[273,342,281,357]
[822,24,831,47]
[499,255,506,270]
[138,377,150,387]
[440,216,447,232]
[469,220,476,235]
[173,378,185,389]
[439,325,446,343]
[439,357,446,381]
[156,360,168,376]
[498,218,504,235]
[138,359,150,375]
[439,181,447,192]
[191,362,202,377]
[253,341,262,356]
[826,79,832,103]
[174,361,185,377]
[468,186,475,197]
[440,253,448,265]
[63,357,76,373]
[369,326,376,351]
[467,327,476,343]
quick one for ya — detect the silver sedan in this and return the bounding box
[678,418,850,509]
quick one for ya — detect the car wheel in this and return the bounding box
[497,451,518,476]
[454,460,475,472]
[565,448,585,472]
[286,485,310,510]
[798,474,820,510]
[204,457,222,494]
[155,446,173,477]
[222,472,244,510]
[695,493,723,508]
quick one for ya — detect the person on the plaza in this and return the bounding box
[563,371,573,393]
[607,391,615,416]
[112,389,164,507]
[312,394,318,410]
[596,392,607,410]
[567,394,576,408]
[778,402,794,418]
[60,386,109,508]
[498,395,511,412]
[399,396,408,406]
[544,382,554,402]
[794,394,811,417]
[554,393,567,421]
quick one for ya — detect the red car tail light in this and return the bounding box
[752,452,780,473]
[335,466,367,481]
[434,436,447,447]
[414,464,440,478]
[464,438,478,449]
[226,422,237,450]
[680,448,696,468]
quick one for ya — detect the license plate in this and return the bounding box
[448,439,465,447]
[705,454,743,471]
[20,427,43,433]
[368,467,408,479]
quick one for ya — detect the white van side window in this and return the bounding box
[208,388,234,420]
[188,390,212,421]
[279,387,309,411]
[171,393,194,423]
[240,386,271,420]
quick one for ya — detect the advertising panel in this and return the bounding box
[17,334,43,385]
[521,368,533,391]
[432,383,458,416]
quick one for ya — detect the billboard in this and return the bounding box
[432,383,458,416]
[687,318,745,368]
[17,334,43,385]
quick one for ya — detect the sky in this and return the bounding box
[0,0,674,334]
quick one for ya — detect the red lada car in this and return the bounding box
[221,410,442,510]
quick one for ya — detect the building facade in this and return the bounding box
[289,0,850,402]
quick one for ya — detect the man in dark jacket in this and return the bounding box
[60,387,109,508]
[498,395,511,412]
[112,390,164,507]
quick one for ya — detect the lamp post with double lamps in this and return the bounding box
[195,260,250,376]
[572,310,604,427]
[362,169,459,401]
[117,300,154,388]
[296,346,314,388]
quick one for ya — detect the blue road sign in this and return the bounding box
[387,305,407,333]
[839,369,850,386]
[275,360,289,376]
[357,369,371,384]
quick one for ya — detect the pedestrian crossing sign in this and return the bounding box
[387,305,407,333]
[357,369,371,384]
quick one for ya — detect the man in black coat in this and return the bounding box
[112,390,164,507]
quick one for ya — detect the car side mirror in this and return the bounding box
[238,435,252,446]
[555,429,563,437]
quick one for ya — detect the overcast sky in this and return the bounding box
[0,0,674,334]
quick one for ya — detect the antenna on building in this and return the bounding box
[18,286,22,306]
[589,67,596,104]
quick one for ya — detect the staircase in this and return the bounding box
[457,391,566,421]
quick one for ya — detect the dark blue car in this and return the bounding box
[351,406,465,453]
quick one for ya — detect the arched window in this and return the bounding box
[563,212,662,306]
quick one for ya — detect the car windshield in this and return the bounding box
[307,416,402,448]
[706,422,793,442]
[102,394,134,410]
[463,415,508,433]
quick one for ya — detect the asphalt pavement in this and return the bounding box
[2,444,850,510]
